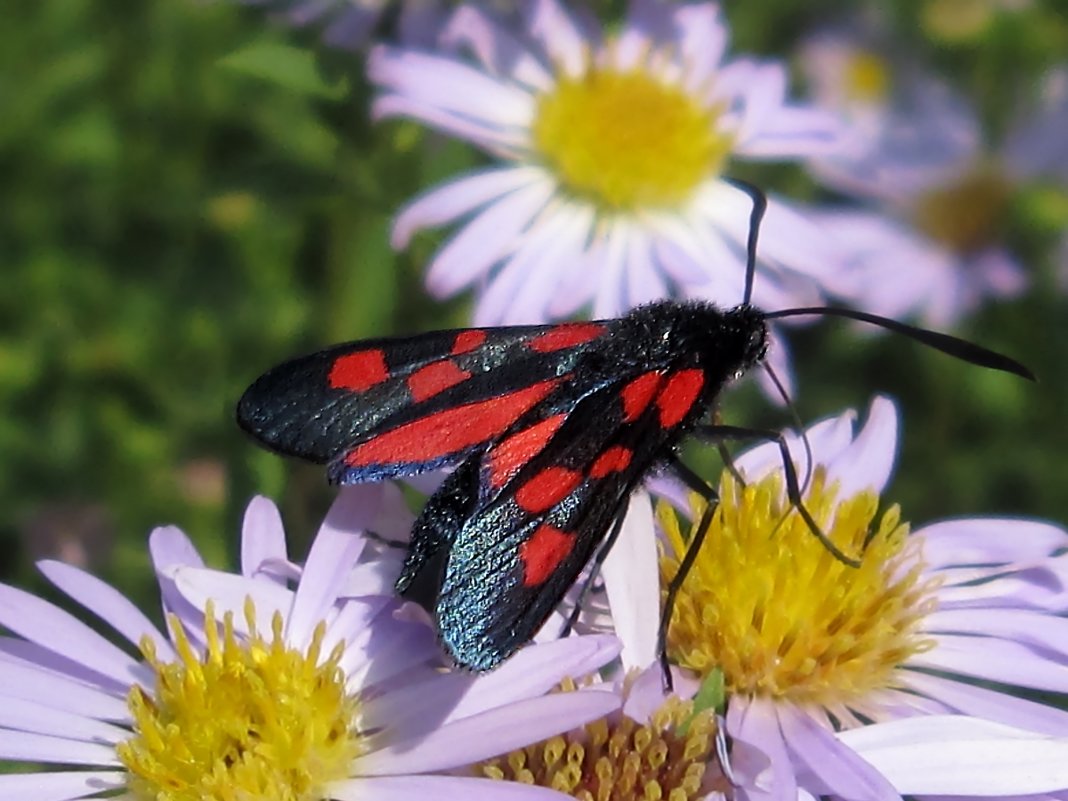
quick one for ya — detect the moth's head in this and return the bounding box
[722,304,769,374]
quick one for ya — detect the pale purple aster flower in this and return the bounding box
[801,37,1068,325]
[371,0,843,336]
[598,395,1068,799]
[475,664,748,799]
[0,489,622,801]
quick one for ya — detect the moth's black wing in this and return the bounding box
[236,322,609,483]
[431,368,691,670]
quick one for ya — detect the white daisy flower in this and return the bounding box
[600,396,1068,798]
[370,0,843,332]
[0,489,623,801]
[801,36,1068,325]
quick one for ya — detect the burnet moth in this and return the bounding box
[237,183,1033,674]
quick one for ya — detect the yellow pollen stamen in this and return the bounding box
[660,470,939,706]
[913,166,1012,254]
[481,678,727,801]
[844,51,890,103]
[118,599,363,801]
[533,68,732,211]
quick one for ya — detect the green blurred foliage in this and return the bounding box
[1,0,1066,612]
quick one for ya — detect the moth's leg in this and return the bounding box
[560,503,628,637]
[657,456,721,692]
[696,424,860,567]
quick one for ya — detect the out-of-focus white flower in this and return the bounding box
[801,37,1067,324]
[371,0,843,339]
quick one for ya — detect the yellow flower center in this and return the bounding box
[844,51,890,104]
[119,600,363,801]
[533,68,732,211]
[482,679,727,801]
[660,471,938,706]
[912,167,1012,254]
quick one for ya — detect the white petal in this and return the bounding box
[675,4,728,90]
[475,200,593,325]
[0,729,120,766]
[394,167,544,249]
[425,177,556,298]
[840,715,1068,796]
[372,94,528,155]
[603,490,659,671]
[148,524,203,570]
[286,529,365,650]
[0,696,128,743]
[171,566,294,636]
[441,5,553,90]
[913,634,1068,692]
[0,583,140,687]
[918,519,1068,569]
[624,228,668,308]
[38,561,173,661]
[730,61,788,142]
[935,560,1068,611]
[778,704,898,801]
[526,0,591,78]
[727,696,797,801]
[924,607,1068,658]
[902,671,1068,736]
[355,690,620,775]
[240,496,288,579]
[369,46,535,128]
[0,771,125,801]
[0,658,128,720]
[824,395,898,496]
[341,617,440,692]
[592,219,631,318]
[446,634,620,721]
[331,775,573,801]
[360,669,474,743]
[739,107,841,158]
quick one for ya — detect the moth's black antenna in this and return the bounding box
[727,178,767,306]
[765,307,1035,381]
[762,362,815,493]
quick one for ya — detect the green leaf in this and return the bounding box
[677,668,726,737]
[218,41,348,100]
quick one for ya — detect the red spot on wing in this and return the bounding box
[344,379,560,467]
[519,524,575,587]
[528,323,605,353]
[589,446,633,478]
[452,330,486,355]
[328,349,389,392]
[621,372,664,422]
[487,414,567,489]
[407,360,471,403]
[656,369,705,428]
[515,467,582,514]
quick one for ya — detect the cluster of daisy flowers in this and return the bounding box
[243,0,1065,338]
[7,2,1068,800]
[8,397,1068,801]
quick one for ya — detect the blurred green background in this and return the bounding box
[2,0,1066,608]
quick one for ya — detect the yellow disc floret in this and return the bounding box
[661,471,938,706]
[119,600,363,801]
[913,166,1011,254]
[844,51,890,104]
[533,68,732,211]
[482,677,726,801]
